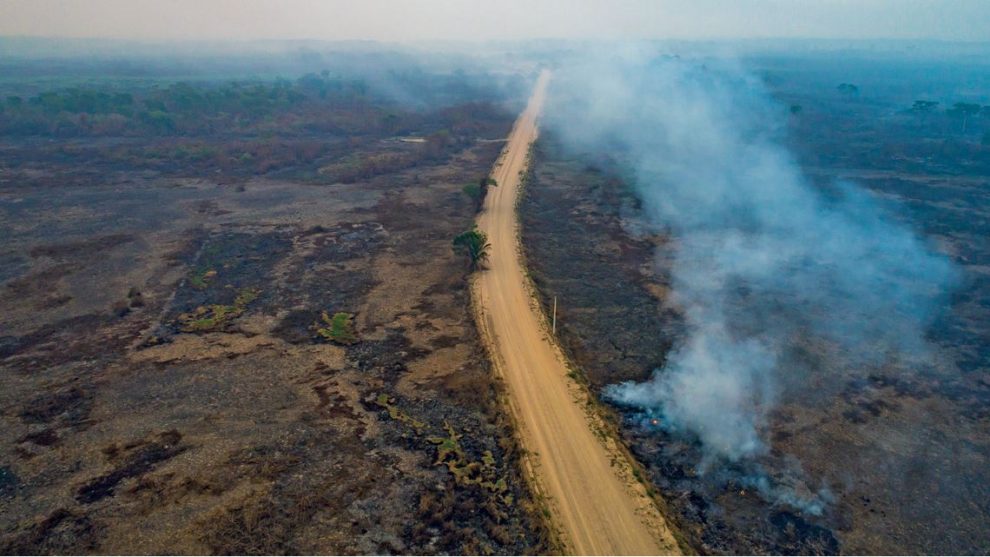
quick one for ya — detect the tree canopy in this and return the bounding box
[452,226,491,272]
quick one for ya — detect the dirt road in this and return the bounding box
[472,71,681,555]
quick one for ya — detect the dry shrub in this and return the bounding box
[199,489,294,555]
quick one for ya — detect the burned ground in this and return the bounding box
[0,80,550,553]
[521,118,990,554]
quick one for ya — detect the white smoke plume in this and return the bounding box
[543,47,957,510]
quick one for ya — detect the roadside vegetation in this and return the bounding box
[452,226,491,271]
[462,175,497,211]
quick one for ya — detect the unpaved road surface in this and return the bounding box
[473,71,681,555]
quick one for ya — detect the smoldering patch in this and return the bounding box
[553,51,958,516]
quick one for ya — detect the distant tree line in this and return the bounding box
[909,99,989,135]
[830,83,988,137]
[0,72,509,140]
[0,71,519,185]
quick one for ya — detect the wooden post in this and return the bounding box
[552,296,557,335]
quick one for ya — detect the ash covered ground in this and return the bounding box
[0,54,551,554]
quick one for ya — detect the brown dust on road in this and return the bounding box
[472,70,682,555]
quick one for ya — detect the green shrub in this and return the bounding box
[315,311,358,345]
[462,183,481,201]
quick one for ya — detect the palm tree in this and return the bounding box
[452,226,491,271]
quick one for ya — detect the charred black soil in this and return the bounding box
[521,124,990,554]
[0,74,550,554]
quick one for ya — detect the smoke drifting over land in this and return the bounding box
[545,49,957,511]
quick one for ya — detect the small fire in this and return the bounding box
[650,418,660,426]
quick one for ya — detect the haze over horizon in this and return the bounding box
[2,0,989,43]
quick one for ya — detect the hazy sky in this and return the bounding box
[2,0,989,42]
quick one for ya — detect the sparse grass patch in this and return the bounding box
[427,421,511,503]
[189,268,217,289]
[374,393,426,432]
[373,399,515,505]
[176,287,259,333]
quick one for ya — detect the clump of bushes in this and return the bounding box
[462,183,482,202]
[462,176,498,212]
